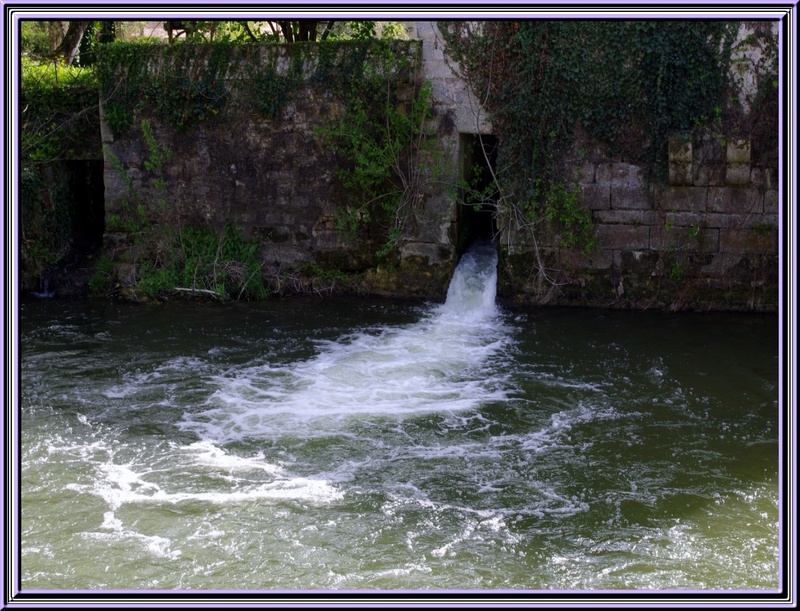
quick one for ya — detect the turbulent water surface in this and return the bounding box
[18,242,780,592]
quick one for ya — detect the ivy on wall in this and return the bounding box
[21,58,100,161]
[439,21,741,248]
[94,40,432,299]
[96,40,422,134]
[20,59,102,288]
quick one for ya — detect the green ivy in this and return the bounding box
[439,21,740,252]
[20,57,99,162]
[97,39,421,135]
[318,73,437,257]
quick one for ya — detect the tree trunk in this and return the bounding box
[50,20,91,65]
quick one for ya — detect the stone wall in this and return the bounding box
[498,136,779,311]
[99,27,779,311]
[101,41,464,299]
[410,21,778,312]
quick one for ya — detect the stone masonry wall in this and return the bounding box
[100,27,779,310]
[101,42,464,299]
[499,136,779,311]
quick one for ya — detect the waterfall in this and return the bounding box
[183,240,509,440]
[440,239,498,319]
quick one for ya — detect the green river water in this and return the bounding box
[16,243,781,594]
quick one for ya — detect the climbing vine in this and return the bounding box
[97,39,430,260]
[317,69,439,257]
[439,20,739,259]
[20,57,99,162]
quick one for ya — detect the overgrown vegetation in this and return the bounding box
[96,38,433,261]
[94,118,268,301]
[19,58,101,287]
[20,57,99,162]
[438,20,773,295]
[318,75,440,257]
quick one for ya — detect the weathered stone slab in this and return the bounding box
[669,162,692,186]
[692,163,726,187]
[661,226,719,253]
[720,227,778,254]
[611,184,651,210]
[707,187,762,214]
[726,139,751,164]
[579,183,610,210]
[661,186,707,212]
[726,163,751,186]
[597,162,637,186]
[703,212,778,229]
[594,209,645,225]
[763,190,779,214]
[664,211,701,228]
[668,139,692,163]
[556,248,614,270]
[595,224,650,250]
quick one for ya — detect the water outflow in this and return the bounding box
[183,240,509,441]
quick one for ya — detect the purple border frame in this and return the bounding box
[2,1,796,608]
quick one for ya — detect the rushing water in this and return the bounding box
[18,241,780,592]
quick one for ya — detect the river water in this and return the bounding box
[18,241,780,592]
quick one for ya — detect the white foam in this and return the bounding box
[180,241,511,441]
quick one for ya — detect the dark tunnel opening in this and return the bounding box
[66,159,105,259]
[457,133,498,255]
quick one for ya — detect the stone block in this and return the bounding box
[629,165,646,188]
[661,225,719,253]
[594,210,644,225]
[720,227,778,255]
[665,211,701,228]
[703,212,745,229]
[699,252,742,276]
[556,248,613,270]
[749,167,769,188]
[726,139,751,164]
[693,163,726,187]
[669,162,692,186]
[694,134,726,164]
[764,189,779,214]
[726,163,751,186]
[596,162,636,186]
[579,183,610,210]
[312,229,346,251]
[662,186,707,212]
[595,224,650,250]
[668,139,692,163]
[611,184,651,210]
[707,187,762,214]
